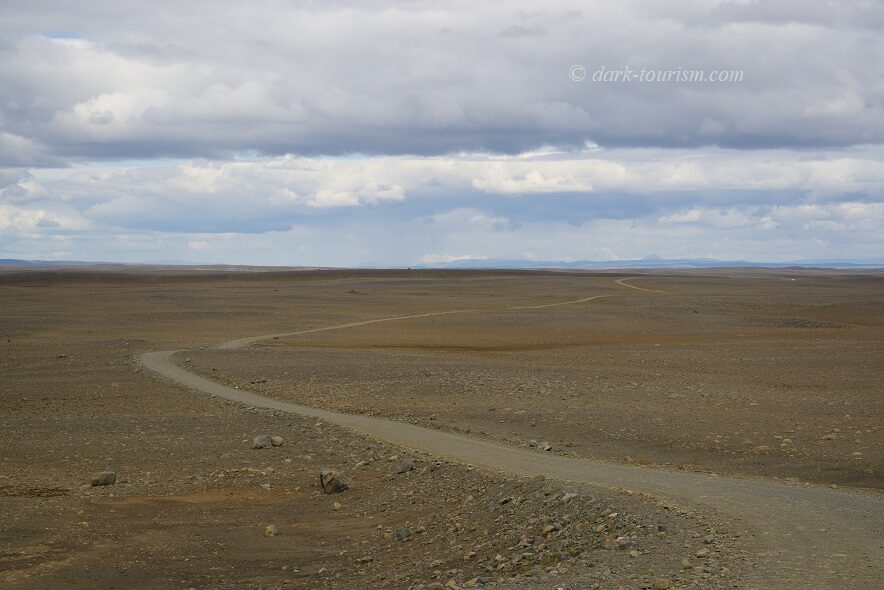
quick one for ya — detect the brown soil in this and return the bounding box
[193,270,883,489]
[2,268,881,588]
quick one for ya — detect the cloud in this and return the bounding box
[0,0,883,165]
[418,253,489,264]
[0,1,882,265]
[0,146,878,235]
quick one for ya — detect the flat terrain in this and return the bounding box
[1,268,882,588]
[194,271,883,488]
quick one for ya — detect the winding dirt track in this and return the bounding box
[139,280,883,589]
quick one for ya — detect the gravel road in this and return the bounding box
[139,288,883,589]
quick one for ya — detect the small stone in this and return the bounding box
[539,442,552,451]
[696,547,710,558]
[265,524,279,537]
[652,580,672,590]
[395,526,410,541]
[396,457,416,474]
[319,469,350,493]
[271,435,285,447]
[333,501,342,511]
[628,549,640,558]
[91,471,116,486]
[252,435,273,449]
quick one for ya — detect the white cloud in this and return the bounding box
[418,253,489,264]
[187,240,209,251]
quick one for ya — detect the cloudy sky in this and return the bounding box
[1,0,882,265]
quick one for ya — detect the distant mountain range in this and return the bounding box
[2,257,882,271]
[414,256,884,269]
[0,259,317,271]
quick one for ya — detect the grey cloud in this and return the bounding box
[0,0,882,165]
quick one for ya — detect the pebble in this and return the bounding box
[265,524,279,537]
[252,435,273,449]
[271,435,285,447]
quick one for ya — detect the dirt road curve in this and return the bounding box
[139,281,883,589]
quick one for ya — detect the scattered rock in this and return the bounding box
[271,435,285,447]
[90,471,116,486]
[539,441,552,451]
[252,435,273,449]
[396,457,416,474]
[265,524,279,537]
[319,468,350,493]
[652,580,672,590]
[395,526,410,541]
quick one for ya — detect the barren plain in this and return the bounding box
[1,268,882,589]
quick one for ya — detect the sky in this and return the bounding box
[1,0,883,266]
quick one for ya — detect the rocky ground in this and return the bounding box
[0,269,762,589]
[189,271,883,489]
